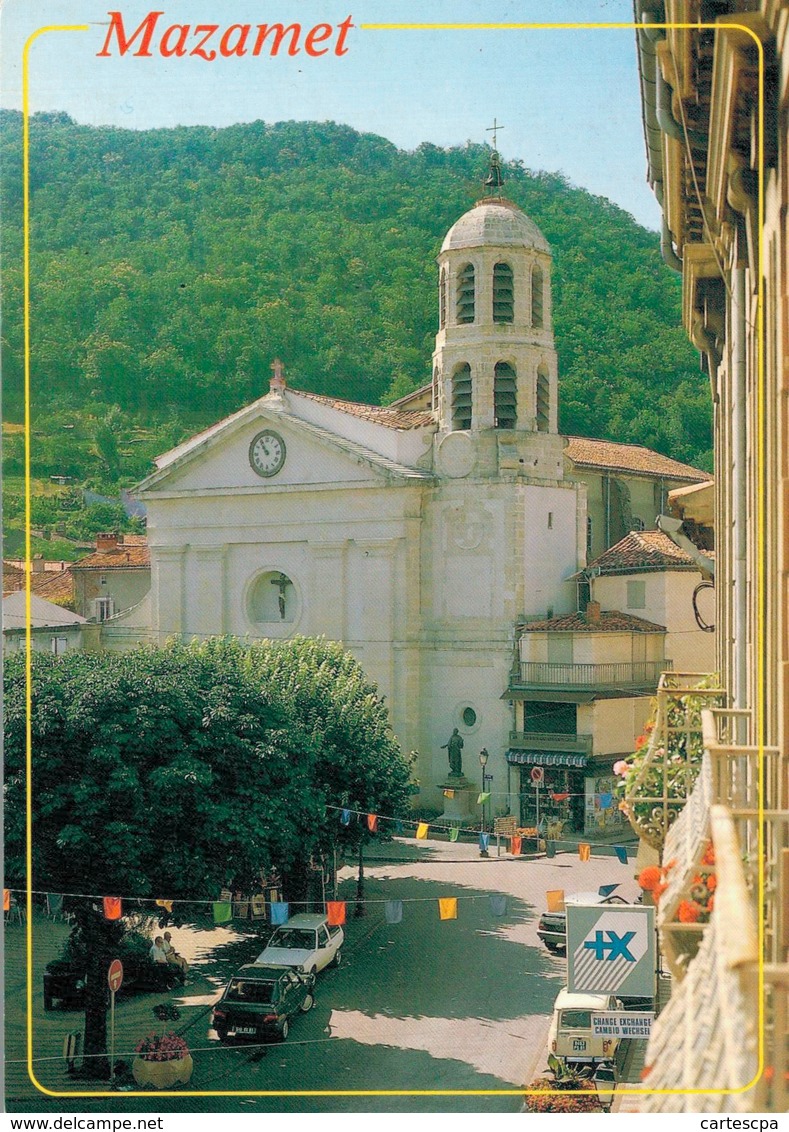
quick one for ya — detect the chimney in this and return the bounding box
[31,554,45,574]
[96,532,120,553]
[585,600,601,625]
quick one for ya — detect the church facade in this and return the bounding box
[114,187,711,828]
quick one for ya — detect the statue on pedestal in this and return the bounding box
[441,728,464,778]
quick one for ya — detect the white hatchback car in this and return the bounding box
[255,913,344,975]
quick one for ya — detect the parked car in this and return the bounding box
[212,964,315,1043]
[547,986,622,1067]
[537,889,630,953]
[43,956,184,1010]
[255,913,343,974]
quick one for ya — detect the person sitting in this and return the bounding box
[149,936,168,964]
[162,931,189,977]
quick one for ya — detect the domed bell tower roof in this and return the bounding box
[440,198,550,255]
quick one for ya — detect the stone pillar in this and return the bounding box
[310,540,348,642]
[152,546,186,643]
[189,546,227,637]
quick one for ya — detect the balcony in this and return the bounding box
[509,658,671,698]
[508,730,592,754]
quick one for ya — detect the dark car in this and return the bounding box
[43,957,184,1011]
[537,890,630,953]
[212,964,315,1043]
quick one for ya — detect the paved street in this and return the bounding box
[6,839,639,1113]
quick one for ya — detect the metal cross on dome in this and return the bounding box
[486,117,505,151]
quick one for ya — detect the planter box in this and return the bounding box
[132,1054,193,1089]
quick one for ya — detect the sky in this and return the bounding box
[0,0,661,229]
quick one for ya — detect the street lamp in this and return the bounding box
[479,748,492,851]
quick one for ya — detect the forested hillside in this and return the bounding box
[1,110,712,474]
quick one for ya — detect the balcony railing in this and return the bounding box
[509,659,671,694]
[507,730,593,755]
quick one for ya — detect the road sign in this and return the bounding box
[530,766,544,785]
[567,903,656,998]
[107,958,123,993]
[591,1011,654,1038]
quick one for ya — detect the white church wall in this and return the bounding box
[520,483,580,618]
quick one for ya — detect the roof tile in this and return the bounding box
[519,610,666,633]
[564,436,708,482]
[588,530,697,573]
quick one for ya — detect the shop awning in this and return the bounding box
[506,750,589,769]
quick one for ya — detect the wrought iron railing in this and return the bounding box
[510,659,671,690]
[507,730,593,754]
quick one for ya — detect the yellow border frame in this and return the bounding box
[20,17,765,1103]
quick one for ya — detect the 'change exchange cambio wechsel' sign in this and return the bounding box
[567,903,656,998]
[591,1011,655,1038]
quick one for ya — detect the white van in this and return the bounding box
[547,986,621,1066]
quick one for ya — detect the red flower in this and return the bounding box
[706,874,717,892]
[652,882,667,901]
[638,866,664,892]
[701,843,716,866]
[677,900,701,923]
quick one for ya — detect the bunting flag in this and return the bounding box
[250,895,267,919]
[341,809,352,826]
[545,841,556,858]
[479,832,490,852]
[367,814,378,833]
[551,792,570,802]
[46,893,64,916]
[443,789,455,799]
[155,899,173,913]
[394,820,404,835]
[3,889,10,912]
[438,897,458,921]
[510,835,522,856]
[489,894,507,917]
[385,899,403,924]
[270,901,290,926]
[103,897,122,921]
[449,827,459,842]
[416,823,429,840]
[579,842,592,862]
[546,889,565,912]
[599,793,614,810]
[213,901,233,925]
[327,901,346,926]
[614,845,629,864]
[477,792,491,805]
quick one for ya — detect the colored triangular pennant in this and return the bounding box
[394,820,404,835]
[385,900,403,924]
[270,901,289,925]
[416,822,429,840]
[449,827,459,842]
[510,835,522,856]
[546,889,565,912]
[479,832,490,852]
[489,894,507,917]
[599,792,614,810]
[545,840,556,858]
[3,889,10,912]
[477,792,491,805]
[155,899,173,913]
[341,808,352,826]
[327,901,346,926]
[103,897,122,921]
[367,813,378,833]
[579,842,591,862]
[438,897,458,921]
[443,789,455,799]
[212,901,233,924]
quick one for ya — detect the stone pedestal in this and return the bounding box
[437,777,477,826]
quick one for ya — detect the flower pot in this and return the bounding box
[132,1054,193,1089]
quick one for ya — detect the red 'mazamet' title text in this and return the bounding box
[97,11,355,58]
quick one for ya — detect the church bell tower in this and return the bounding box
[432,154,559,443]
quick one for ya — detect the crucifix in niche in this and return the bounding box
[270,572,292,619]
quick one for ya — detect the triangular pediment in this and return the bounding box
[137,402,433,496]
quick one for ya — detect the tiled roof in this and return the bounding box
[73,537,150,570]
[564,437,708,482]
[519,610,666,633]
[293,390,435,430]
[31,569,75,607]
[3,562,25,591]
[588,530,698,573]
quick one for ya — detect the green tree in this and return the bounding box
[3,637,410,1075]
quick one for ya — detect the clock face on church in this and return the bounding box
[249,430,286,478]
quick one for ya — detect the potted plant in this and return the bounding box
[132,1029,193,1089]
[523,1055,603,1113]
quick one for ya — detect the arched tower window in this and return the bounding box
[536,367,550,432]
[531,264,544,328]
[451,363,472,430]
[493,262,514,323]
[494,362,517,429]
[439,267,447,329]
[456,263,475,324]
[432,365,440,412]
